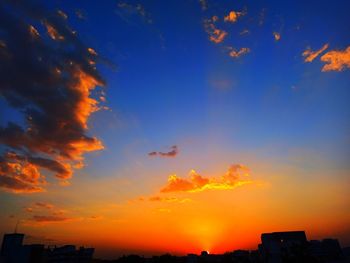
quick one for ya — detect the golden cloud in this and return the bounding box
[302,43,329,62]
[320,46,350,71]
[160,164,252,193]
[224,11,244,23]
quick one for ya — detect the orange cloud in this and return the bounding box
[273,32,281,41]
[224,10,244,23]
[302,43,329,62]
[0,158,45,193]
[160,164,252,193]
[204,18,228,44]
[229,47,250,58]
[24,201,77,224]
[0,151,76,193]
[320,46,350,71]
[87,47,98,56]
[44,22,64,41]
[25,202,66,216]
[210,29,227,44]
[29,25,40,38]
[0,1,106,193]
[148,145,178,157]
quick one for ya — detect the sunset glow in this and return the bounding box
[0,0,349,260]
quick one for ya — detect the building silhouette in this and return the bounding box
[1,231,349,263]
[0,233,94,263]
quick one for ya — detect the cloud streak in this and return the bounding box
[148,196,191,203]
[160,164,252,193]
[302,44,329,62]
[116,1,153,24]
[0,0,106,193]
[31,215,73,223]
[228,47,250,58]
[148,145,178,158]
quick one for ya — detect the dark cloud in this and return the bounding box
[148,196,191,203]
[0,0,106,193]
[32,215,72,223]
[35,202,54,209]
[198,0,208,11]
[0,156,44,193]
[148,145,178,158]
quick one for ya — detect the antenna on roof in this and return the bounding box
[14,219,19,233]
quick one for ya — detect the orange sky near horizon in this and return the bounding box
[2,157,349,258]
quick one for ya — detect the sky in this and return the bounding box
[0,0,349,259]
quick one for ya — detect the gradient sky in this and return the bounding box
[0,0,350,259]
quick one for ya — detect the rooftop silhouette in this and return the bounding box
[1,230,349,263]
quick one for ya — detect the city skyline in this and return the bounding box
[0,0,349,260]
[1,230,348,262]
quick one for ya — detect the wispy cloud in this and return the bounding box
[35,202,54,209]
[320,46,350,71]
[116,1,153,24]
[160,164,252,193]
[0,0,106,193]
[240,29,250,36]
[31,215,73,223]
[24,201,77,224]
[75,9,86,20]
[148,196,192,203]
[204,17,228,44]
[228,47,250,58]
[302,44,329,62]
[148,145,178,158]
